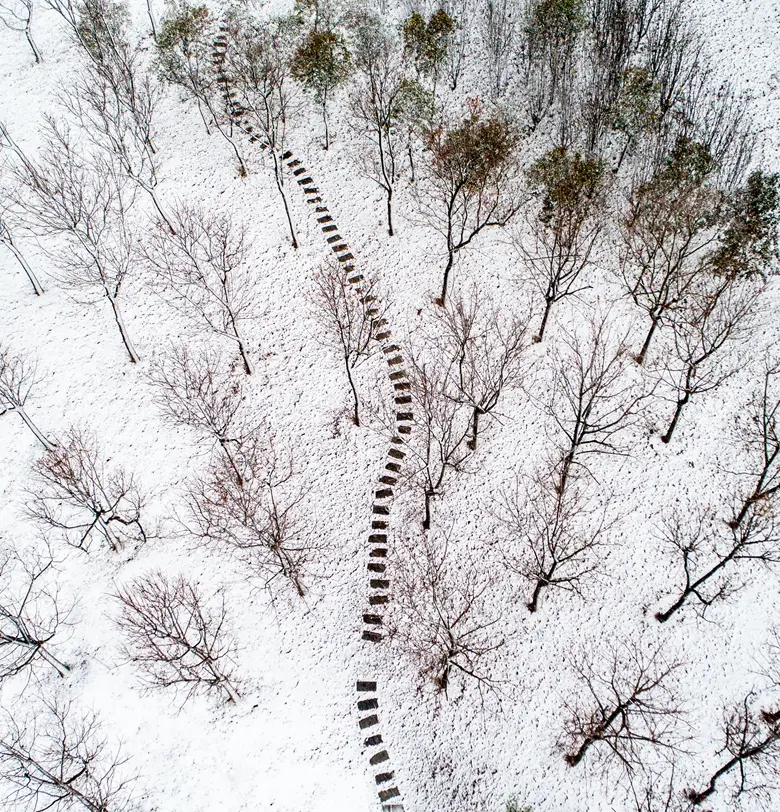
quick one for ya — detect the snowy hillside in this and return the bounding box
[1,0,779,811]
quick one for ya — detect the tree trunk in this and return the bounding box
[654,591,688,623]
[467,406,481,450]
[147,187,176,235]
[228,315,253,375]
[15,406,56,451]
[344,356,360,426]
[635,314,659,365]
[438,249,455,306]
[527,578,545,613]
[385,185,394,237]
[423,489,434,530]
[218,437,243,487]
[535,297,554,342]
[25,13,42,64]
[39,646,70,677]
[273,155,297,249]
[96,514,121,552]
[322,103,329,151]
[196,98,212,135]
[107,296,140,363]
[5,236,44,294]
[146,0,158,41]
[661,392,690,444]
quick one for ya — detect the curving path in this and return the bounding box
[212,27,411,811]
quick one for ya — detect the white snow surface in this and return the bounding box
[0,0,779,811]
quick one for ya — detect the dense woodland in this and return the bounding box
[0,0,779,810]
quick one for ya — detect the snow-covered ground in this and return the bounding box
[1,0,780,810]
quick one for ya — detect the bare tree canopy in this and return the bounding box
[309,262,388,426]
[1,119,141,363]
[184,432,311,596]
[0,345,55,450]
[144,203,255,375]
[0,0,41,64]
[560,638,684,775]
[0,542,70,680]
[28,427,147,553]
[114,570,240,704]
[0,696,136,812]
[389,530,504,698]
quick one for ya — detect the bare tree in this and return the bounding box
[225,14,300,248]
[397,349,473,530]
[442,0,471,91]
[0,345,55,450]
[544,315,646,498]
[618,136,723,364]
[655,505,780,623]
[0,0,41,63]
[28,427,147,553]
[417,105,521,306]
[659,278,760,444]
[523,0,588,129]
[0,212,44,295]
[728,360,780,529]
[519,146,605,342]
[390,531,504,697]
[155,0,246,173]
[148,345,250,485]
[184,433,310,597]
[309,262,388,426]
[560,638,684,773]
[114,570,239,704]
[349,13,408,237]
[685,694,780,806]
[0,542,70,680]
[2,120,141,363]
[145,204,255,374]
[494,471,611,612]
[430,289,530,448]
[480,0,514,99]
[0,697,135,812]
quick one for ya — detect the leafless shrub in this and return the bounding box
[480,0,514,99]
[494,470,612,612]
[389,530,504,698]
[184,433,311,597]
[0,695,136,812]
[309,262,389,426]
[0,542,70,680]
[0,345,55,450]
[144,204,255,374]
[114,570,239,704]
[28,427,147,553]
[560,637,685,775]
[685,694,780,806]
[655,505,780,623]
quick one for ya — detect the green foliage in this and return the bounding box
[711,170,780,279]
[613,67,659,137]
[76,0,130,60]
[402,9,455,79]
[157,1,209,54]
[505,797,533,812]
[393,78,435,129]
[430,106,517,190]
[291,29,352,104]
[527,146,603,224]
[526,0,586,46]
